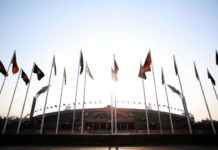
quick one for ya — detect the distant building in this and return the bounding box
[32,105,194,133]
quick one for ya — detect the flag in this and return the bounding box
[64,68,66,85]
[161,68,165,85]
[114,56,119,74]
[167,84,181,96]
[207,69,216,86]
[87,63,94,80]
[138,63,146,80]
[53,56,57,75]
[21,69,29,85]
[33,63,44,80]
[80,51,84,75]
[216,50,218,66]
[0,61,7,76]
[111,68,118,81]
[11,51,19,74]
[194,62,199,80]
[141,51,151,74]
[173,55,178,75]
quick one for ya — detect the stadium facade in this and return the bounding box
[31,105,194,133]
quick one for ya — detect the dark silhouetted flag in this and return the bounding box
[173,55,178,76]
[53,56,57,76]
[167,84,181,96]
[80,51,84,75]
[138,63,146,80]
[0,61,7,76]
[207,69,216,86]
[161,69,165,85]
[21,69,30,85]
[87,64,94,80]
[141,51,151,74]
[114,57,119,74]
[194,62,199,80]
[64,68,67,85]
[111,68,118,81]
[216,50,218,66]
[33,63,44,80]
[11,51,19,74]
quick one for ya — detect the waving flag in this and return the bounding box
[21,69,30,85]
[114,56,119,74]
[0,61,7,76]
[64,68,67,85]
[173,55,178,76]
[111,68,118,81]
[53,56,57,76]
[194,62,199,80]
[80,51,84,75]
[87,63,94,80]
[138,63,146,80]
[207,69,216,86]
[161,68,165,85]
[33,63,44,80]
[11,51,19,74]
[141,51,151,74]
[216,50,218,66]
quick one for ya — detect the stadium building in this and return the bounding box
[31,105,194,134]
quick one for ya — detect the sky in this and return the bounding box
[0,0,218,122]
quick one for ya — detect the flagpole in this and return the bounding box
[72,51,81,133]
[81,62,87,134]
[174,55,192,134]
[2,69,21,134]
[114,95,117,134]
[142,76,150,134]
[55,69,65,135]
[194,65,216,134]
[150,51,162,134]
[199,75,216,134]
[0,62,11,95]
[162,67,174,134]
[111,93,113,135]
[40,57,54,134]
[17,64,34,134]
[211,84,218,101]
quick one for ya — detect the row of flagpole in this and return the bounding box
[137,50,218,135]
[0,49,218,135]
[0,50,47,134]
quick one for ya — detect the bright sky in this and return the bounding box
[0,0,218,122]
